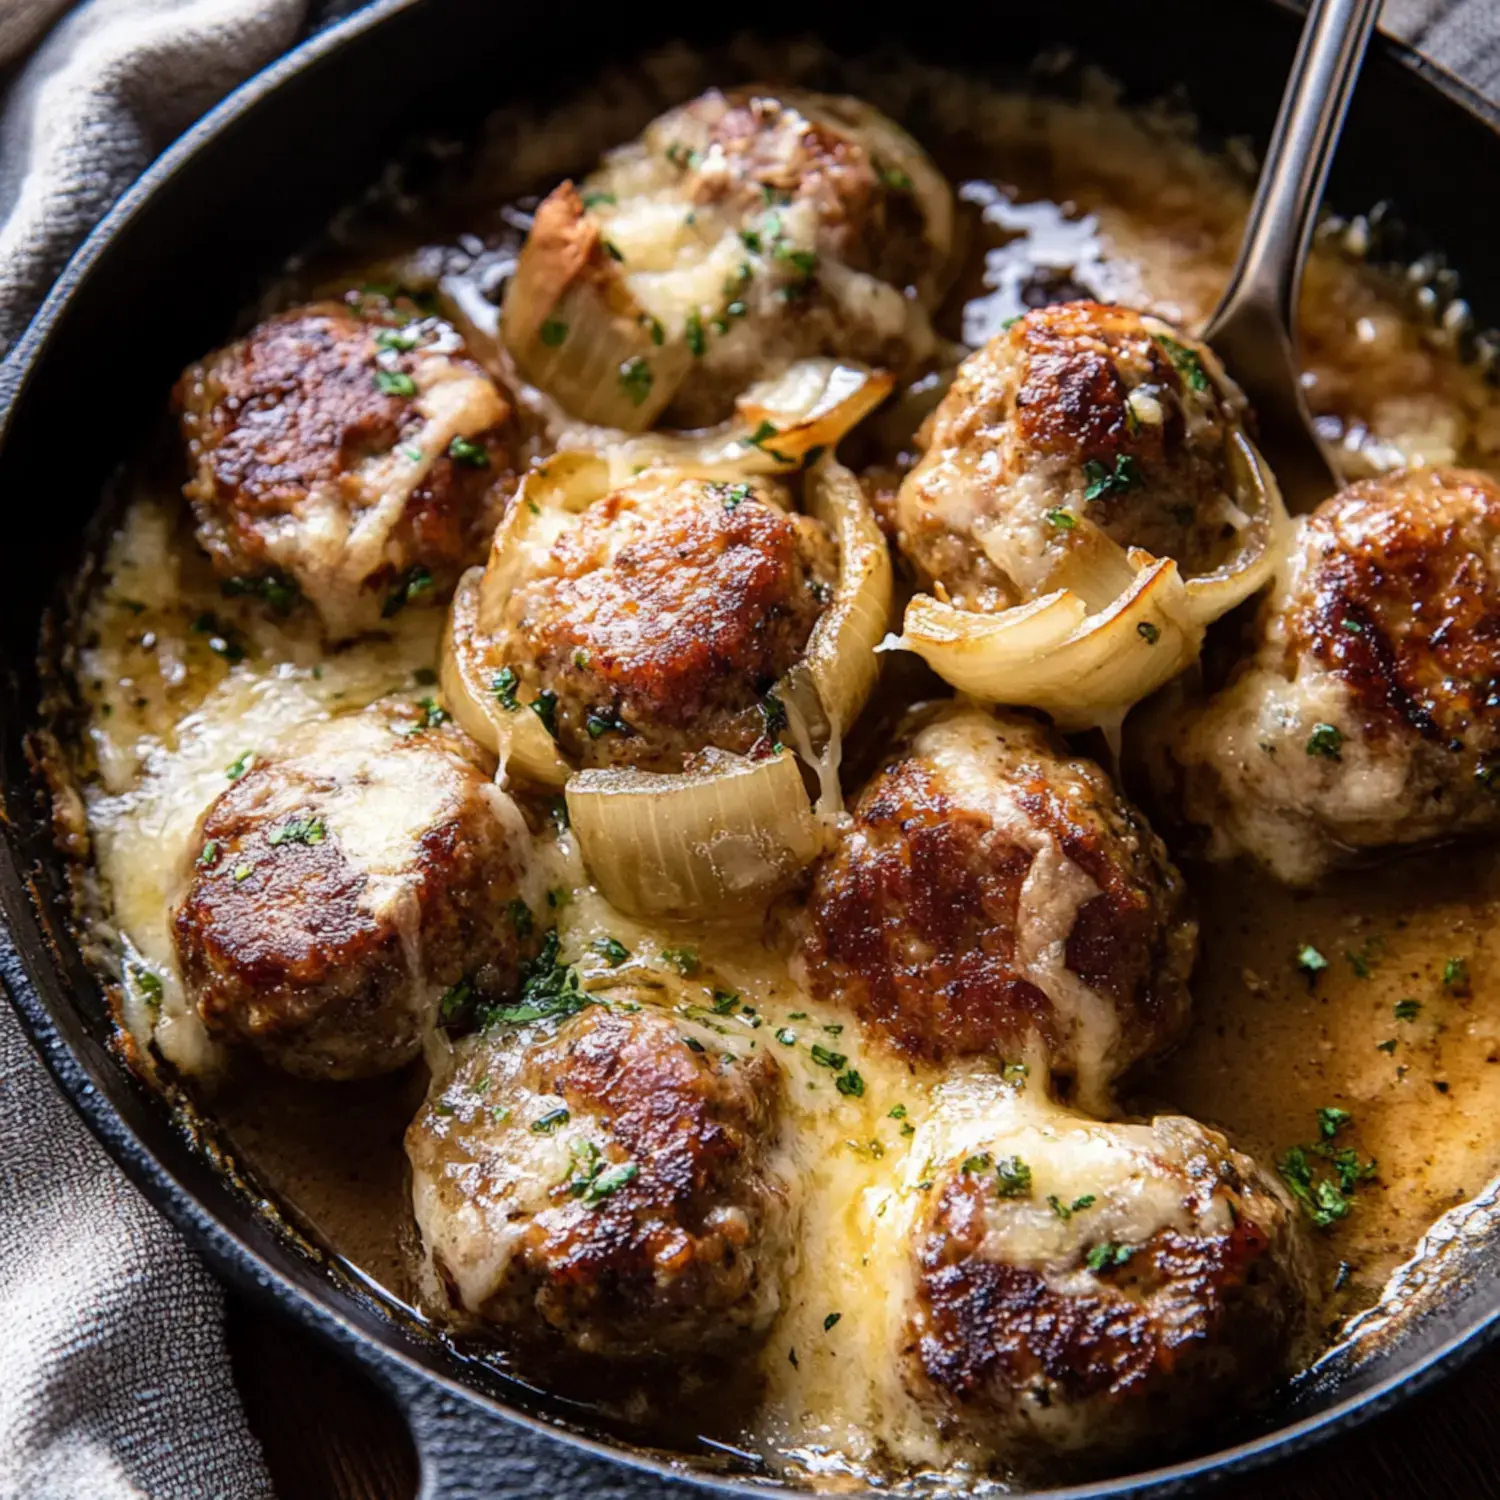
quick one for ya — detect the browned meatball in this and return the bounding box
[172,705,534,1079]
[510,87,952,429]
[1170,467,1500,884]
[176,295,517,640]
[407,1005,793,1361]
[802,705,1194,1108]
[904,1102,1310,1459]
[490,471,836,771]
[896,303,1253,612]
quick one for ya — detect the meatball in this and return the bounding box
[176,295,517,640]
[801,706,1195,1109]
[904,1099,1310,1458]
[172,705,534,1079]
[511,87,951,428]
[1169,467,1500,885]
[407,1005,793,1361]
[895,303,1253,612]
[490,470,836,771]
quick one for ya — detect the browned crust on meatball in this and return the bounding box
[1013,301,1190,469]
[505,479,835,770]
[479,1008,787,1357]
[802,723,1194,1081]
[175,298,513,605]
[689,89,931,291]
[1283,467,1500,749]
[911,1172,1287,1413]
[173,715,526,1079]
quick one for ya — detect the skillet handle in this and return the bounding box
[379,1364,702,1500]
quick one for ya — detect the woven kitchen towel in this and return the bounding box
[0,2,1495,1499]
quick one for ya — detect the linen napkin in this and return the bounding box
[0,3,1493,1499]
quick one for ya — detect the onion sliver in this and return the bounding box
[566,752,824,919]
[778,454,893,747]
[1182,427,1290,624]
[501,182,692,432]
[894,555,1201,732]
[442,568,571,788]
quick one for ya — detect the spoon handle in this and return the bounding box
[1208,0,1380,334]
[1203,0,1380,508]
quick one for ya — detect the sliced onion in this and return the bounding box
[566,750,824,918]
[1182,427,1290,623]
[500,181,693,431]
[778,455,893,749]
[550,357,895,484]
[893,553,1201,732]
[442,568,571,788]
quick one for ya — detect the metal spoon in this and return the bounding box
[1202,0,1381,513]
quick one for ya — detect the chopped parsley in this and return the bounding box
[1045,507,1077,530]
[232,862,255,883]
[508,900,534,939]
[810,1043,847,1070]
[618,356,653,406]
[585,706,631,740]
[448,435,490,468]
[1085,1241,1135,1272]
[1082,454,1140,502]
[823,1312,842,1332]
[1444,956,1470,993]
[775,1027,797,1046]
[1001,1060,1029,1086]
[711,989,740,1014]
[881,165,914,191]
[603,239,625,262]
[480,930,591,1029]
[1394,999,1422,1022]
[530,1107,570,1135]
[594,936,629,967]
[530,689,559,737]
[1306,722,1344,760]
[994,1156,1032,1198]
[374,369,417,398]
[197,841,219,869]
[1153,332,1211,392]
[1296,944,1329,977]
[888,1104,908,1120]
[761,694,789,747]
[583,1160,638,1205]
[491,667,520,711]
[746,419,795,465]
[659,947,699,976]
[226,751,255,781]
[539,318,569,347]
[405,695,449,732]
[438,979,473,1025]
[267,817,326,848]
[685,311,706,357]
[1137,621,1161,645]
[1048,1193,1096,1220]
[413,667,438,686]
[580,190,615,208]
[382,564,435,618]
[712,481,752,510]
[961,1152,994,1175]
[375,326,420,353]
[835,1069,865,1098]
[1278,1107,1377,1228]
[129,964,164,1013]
[221,572,298,615]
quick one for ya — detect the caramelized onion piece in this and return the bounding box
[565,751,824,918]
[779,455,893,748]
[894,554,1200,734]
[501,182,693,431]
[892,429,1288,730]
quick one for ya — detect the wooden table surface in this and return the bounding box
[225,1288,1500,1500]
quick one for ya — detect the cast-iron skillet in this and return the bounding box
[6,1,1500,1494]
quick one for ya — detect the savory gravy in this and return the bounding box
[55,50,1500,1485]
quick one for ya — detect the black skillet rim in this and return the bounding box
[2,1,1499,1493]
